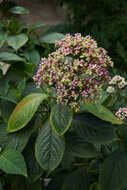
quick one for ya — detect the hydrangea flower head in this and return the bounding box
[34,33,113,112]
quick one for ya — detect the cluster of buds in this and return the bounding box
[107,75,127,94]
[34,33,113,112]
[115,108,127,120]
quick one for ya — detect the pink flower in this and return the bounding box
[115,108,127,120]
[34,33,113,112]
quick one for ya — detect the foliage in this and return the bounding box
[0,2,127,190]
[0,5,66,189]
[1,28,127,190]
[5,83,127,190]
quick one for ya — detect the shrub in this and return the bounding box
[2,33,127,190]
[0,5,66,189]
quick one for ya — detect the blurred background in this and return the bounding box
[1,0,127,72]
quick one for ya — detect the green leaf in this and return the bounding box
[29,23,45,33]
[22,82,42,96]
[7,34,28,51]
[8,93,48,133]
[24,49,40,65]
[0,31,7,48]
[0,52,25,62]
[0,96,17,104]
[35,120,65,174]
[83,100,123,124]
[0,124,9,149]
[0,101,16,122]
[61,151,75,169]
[0,149,27,177]
[39,32,65,44]
[99,150,127,190]
[66,133,99,158]
[72,113,117,144]
[0,89,18,104]
[24,62,34,77]
[0,77,9,96]
[17,78,26,95]
[50,104,73,136]
[23,136,43,182]
[117,125,127,141]
[0,123,33,152]
[61,167,90,190]
[9,6,30,15]
[8,125,33,152]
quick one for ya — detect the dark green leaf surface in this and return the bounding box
[4,123,33,152]
[67,133,99,158]
[0,89,18,104]
[0,124,9,149]
[0,149,27,177]
[0,78,9,96]
[35,121,65,173]
[62,167,89,190]
[50,104,73,135]
[23,136,43,182]
[99,150,127,190]
[118,126,127,141]
[22,82,42,96]
[72,113,117,144]
[24,49,40,65]
[0,101,16,122]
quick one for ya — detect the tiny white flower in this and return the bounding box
[109,75,127,89]
[109,75,122,84]
[118,78,127,88]
[106,86,115,93]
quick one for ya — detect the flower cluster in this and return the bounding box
[34,33,113,111]
[106,86,115,94]
[115,108,127,120]
[106,75,127,94]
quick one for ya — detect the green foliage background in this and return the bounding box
[0,1,127,190]
[54,0,127,72]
